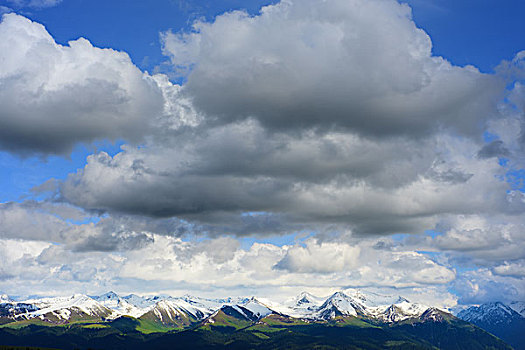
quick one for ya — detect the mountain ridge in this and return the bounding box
[458,301,525,350]
[0,290,515,350]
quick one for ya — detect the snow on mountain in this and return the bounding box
[458,302,524,325]
[239,298,273,319]
[457,302,525,350]
[145,299,201,324]
[21,294,111,322]
[138,295,241,326]
[204,297,275,325]
[340,289,429,322]
[122,294,161,309]
[0,290,466,326]
[257,291,429,322]
[90,292,230,321]
[91,291,149,318]
[266,291,325,318]
[0,299,39,319]
[162,297,216,318]
[418,308,449,323]
[179,295,234,313]
[375,300,430,323]
[509,301,525,317]
[344,289,405,308]
[315,292,365,319]
[289,291,325,309]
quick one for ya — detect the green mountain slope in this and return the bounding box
[0,309,512,350]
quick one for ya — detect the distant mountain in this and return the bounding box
[202,297,274,331]
[509,301,525,317]
[0,290,517,349]
[458,301,525,350]
[91,291,151,318]
[0,294,112,324]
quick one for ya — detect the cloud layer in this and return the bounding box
[0,0,524,305]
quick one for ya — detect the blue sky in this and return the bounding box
[0,0,524,305]
[8,0,525,73]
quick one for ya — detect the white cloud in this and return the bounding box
[0,13,164,154]
[432,215,525,263]
[453,269,525,304]
[493,261,525,278]
[275,240,360,273]
[0,233,457,301]
[162,0,501,137]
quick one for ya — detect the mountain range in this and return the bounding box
[458,301,525,350]
[0,290,521,349]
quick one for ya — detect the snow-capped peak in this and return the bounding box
[458,302,524,325]
[96,291,119,300]
[0,290,463,327]
[240,297,273,319]
[509,301,525,318]
[396,296,410,304]
[91,292,149,319]
[17,294,111,322]
[316,292,365,319]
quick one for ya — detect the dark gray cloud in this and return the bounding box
[59,132,516,236]
[477,140,510,159]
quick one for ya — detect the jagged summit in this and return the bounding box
[316,291,364,319]
[508,301,525,317]
[457,301,525,350]
[458,301,523,324]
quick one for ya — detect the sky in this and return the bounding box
[0,0,524,307]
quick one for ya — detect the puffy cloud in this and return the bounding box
[433,215,525,263]
[0,232,459,301]
[54,0,522,238]
[453,269,525,304]
[274,240,360,273]
[162,0,501,137]
[0,13,164,155]
[493,261,525,278]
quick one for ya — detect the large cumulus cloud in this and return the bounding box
[0,13,164,155]
[162,0,501,137]
[54,0,521,237]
